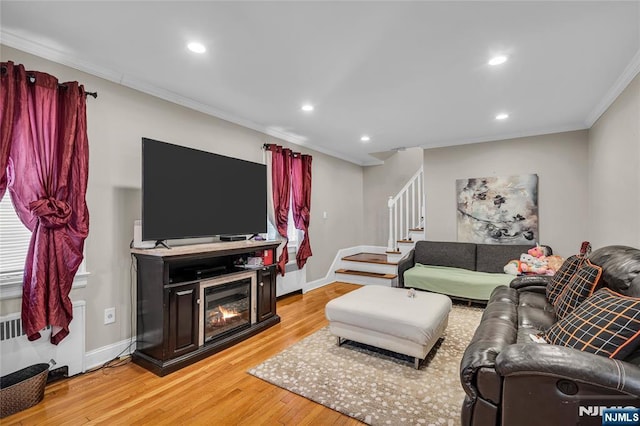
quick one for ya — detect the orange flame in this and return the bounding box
[218,306,239,320]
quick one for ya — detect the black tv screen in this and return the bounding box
[142,138,267,241]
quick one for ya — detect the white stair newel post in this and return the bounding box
[394,203,398,248]
[398,195,403,242]
[418,169,423,227]
[387,196,394,251]
[404,192,409,239]
[411,180,416,229]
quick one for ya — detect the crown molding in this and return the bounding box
[585,48,640,127]
[1,30,369,166]
[420,123,588,151]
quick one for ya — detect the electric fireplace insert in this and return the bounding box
[199,271,257,346]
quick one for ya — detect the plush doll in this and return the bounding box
[520,253,535,265]
[545,255,565,274]
[504,260,522,275]
[528,245,546,259]
[519,253,550,275]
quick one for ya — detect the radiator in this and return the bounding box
[0,300,85,377]
[276,263,306,297]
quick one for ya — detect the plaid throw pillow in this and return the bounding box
[554,260,602,319]
[546,255,584,305]
[544,288,640,359]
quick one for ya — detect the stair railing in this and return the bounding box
[387,167,424,252]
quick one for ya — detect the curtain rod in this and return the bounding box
[0,65,97,98]
[263,144,306,158]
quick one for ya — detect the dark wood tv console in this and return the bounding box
[131,240,281,376]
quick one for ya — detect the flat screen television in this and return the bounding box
[142,138,267,242]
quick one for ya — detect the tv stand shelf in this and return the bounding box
[131,240,281,376]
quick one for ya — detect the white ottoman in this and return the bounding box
[325,286,452,368]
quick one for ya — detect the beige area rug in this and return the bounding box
[248,304,483,426]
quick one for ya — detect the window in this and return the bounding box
[0,195,31,280]
[266,195,301,258]
[0,195,88,299]
[266,210,300,248]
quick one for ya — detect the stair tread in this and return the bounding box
[397,239,414,243]
[335,269,397,279]
[409,228,424,231]
[342,253,395,265]
[385,250,401,254]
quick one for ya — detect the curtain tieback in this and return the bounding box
[29,197,72,228]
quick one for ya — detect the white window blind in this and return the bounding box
[0,195,32,275]
[266,200,300,247]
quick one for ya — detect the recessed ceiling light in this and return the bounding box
[495,113,509,120]
[360,135,371,142]
[301,104,314,112]
[488,55,508,66]
[187,42,206,54]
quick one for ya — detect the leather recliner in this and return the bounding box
[459,245,640,426]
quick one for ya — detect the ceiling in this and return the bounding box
[1,1,639,165]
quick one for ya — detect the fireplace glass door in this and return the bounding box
[203,278,251,343]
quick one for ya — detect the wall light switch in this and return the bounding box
[323,211,328,219]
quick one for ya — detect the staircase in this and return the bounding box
[332,167,425,288]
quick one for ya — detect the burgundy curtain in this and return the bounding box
[291,154,312,268]
[4,62,90,344]
[266,144,291,275]
[0,62,17,199]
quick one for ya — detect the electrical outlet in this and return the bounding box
[104,307,116,325]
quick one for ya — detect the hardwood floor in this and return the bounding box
[4,283,363,425]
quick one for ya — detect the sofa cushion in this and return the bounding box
[589,245,640,297]
[543,288,640,359]
[488,286,519,305]
[405,264,513,301]
[518,292,552,311]
[545,255,585,305]
[476,243,536,273]
[554,259,602,319]
[414,241,477,271]
[518,305,556,331]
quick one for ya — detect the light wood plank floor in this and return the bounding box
[4,283,364,425]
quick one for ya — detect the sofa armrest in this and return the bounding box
[396,249,415,288]
[509,275,551,293]
[496,343,640,396]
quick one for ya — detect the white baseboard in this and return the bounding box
[84,338,136,371]
[303,245,387,293]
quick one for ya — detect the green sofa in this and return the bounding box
[397,241,552,302]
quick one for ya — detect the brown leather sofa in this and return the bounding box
[460,245,640,426]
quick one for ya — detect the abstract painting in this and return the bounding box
[456,174,538,244]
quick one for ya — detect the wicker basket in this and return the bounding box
[0,363,49,419]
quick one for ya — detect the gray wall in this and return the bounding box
[363,148,423,246]
[3,44,638,357]
[423,130,590,257]
[588,73,640,248]
[1,46,364,352]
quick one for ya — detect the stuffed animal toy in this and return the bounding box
[519,253,550,275]
[528,245,546,259]
[520,253,536,264]
[545,255,565,274]
[504,260,522,275]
